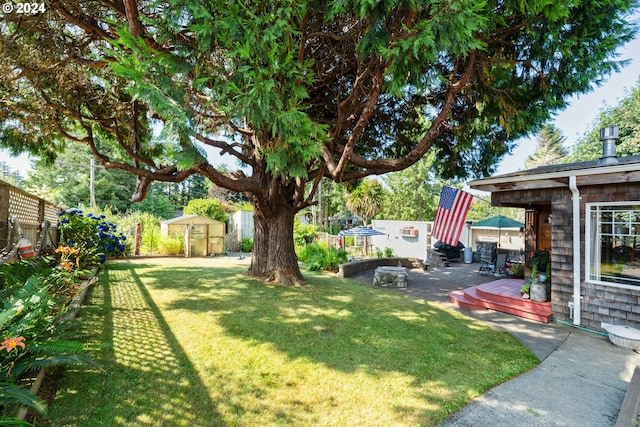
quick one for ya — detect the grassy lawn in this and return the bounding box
[45,258,538,426]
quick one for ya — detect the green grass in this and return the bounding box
[45,258,538,426]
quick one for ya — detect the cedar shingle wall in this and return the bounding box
[492,182,640,332]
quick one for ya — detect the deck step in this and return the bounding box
[449,279,552,323]
[448,290,485,309]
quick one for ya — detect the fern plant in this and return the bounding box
[0,275,96,422]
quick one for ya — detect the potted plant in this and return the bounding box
[508,262,524,278]
[520,284,530,298]
[530,249,551,272]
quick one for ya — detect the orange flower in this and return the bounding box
[1,336,26,353]
[60,261,74,271]
[55,246,80,256]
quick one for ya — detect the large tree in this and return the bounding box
[570,78,640,162]
[0,1,636,285]
[524,124,569,169]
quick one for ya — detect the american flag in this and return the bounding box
[431,186,473,246]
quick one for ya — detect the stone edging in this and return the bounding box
[338,257,424,278]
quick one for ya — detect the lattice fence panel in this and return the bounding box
[8,189,40,225]
[44,203,59,224]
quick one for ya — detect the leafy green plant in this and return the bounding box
[57,208,127,264]
[183,198,230,222]
[0,276,95,423]
[157,235,185,255]
[297,242,348,272]
[508,263,524,278]
[293,218,316,246]
[240,238,253,252]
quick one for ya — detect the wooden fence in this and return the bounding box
[0,180,60,250]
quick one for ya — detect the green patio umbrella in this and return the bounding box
[470,215,524,248]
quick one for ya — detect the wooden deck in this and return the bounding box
[449,278,553,323]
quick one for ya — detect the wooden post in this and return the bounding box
[0,182,9,249]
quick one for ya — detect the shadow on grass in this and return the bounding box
[48,259,537,426]
[46,263,223,426]
[134,261,537,422]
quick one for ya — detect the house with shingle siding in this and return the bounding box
[469,127,640,332]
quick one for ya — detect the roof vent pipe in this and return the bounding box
[598,125,619,165]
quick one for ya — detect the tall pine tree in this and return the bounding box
[525,124,570,169]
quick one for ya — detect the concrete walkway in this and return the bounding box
[348,261,640,426]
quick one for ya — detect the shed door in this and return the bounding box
[190,224,208,256]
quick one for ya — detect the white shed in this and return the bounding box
[227,210,254,251]
[161,214,225,256]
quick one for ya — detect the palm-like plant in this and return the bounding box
[345,179,385,226]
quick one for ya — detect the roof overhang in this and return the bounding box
[469,163,640,193]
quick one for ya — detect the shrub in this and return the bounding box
[297,242,348,272]
[294,219,316,246]
[57,208,127,264]
[240,238,253,252]
[183,198,229,222]
[112,211,161,255]
[157,235,185,255]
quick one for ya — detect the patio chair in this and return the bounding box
[478,253,508,277]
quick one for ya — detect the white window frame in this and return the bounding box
[585,201,640,290]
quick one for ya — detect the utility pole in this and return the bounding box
[90,158,96,209]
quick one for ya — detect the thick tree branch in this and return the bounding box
[340,52,478,180]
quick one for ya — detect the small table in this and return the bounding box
[373,266,408,288]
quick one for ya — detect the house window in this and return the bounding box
[586,202,640,288]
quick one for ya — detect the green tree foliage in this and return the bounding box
[380,156,440,221]
[183,198,230,223]
[23,145,137,211]
[524,124,570,169]
[0,161,22,186]
[1,0,636,285]
[130,186,176,220]
[345,179,386,225]
[570,79,640,161]
[466,197,525,222]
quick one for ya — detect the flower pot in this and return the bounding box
[530,282,548,302]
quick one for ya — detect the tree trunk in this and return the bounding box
[247,196,306,287]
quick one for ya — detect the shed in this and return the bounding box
[161,214,225,256]
[469,129,640,333]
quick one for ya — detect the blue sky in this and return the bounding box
[2,15,639,177]
[496,16,640,174]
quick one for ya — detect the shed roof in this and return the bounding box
[161,214,223,225]
[469,155,640,193]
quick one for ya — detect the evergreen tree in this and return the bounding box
[1,1,636,285]
[525,124,569,169]
[380,156,440,221]
[0,161,22,186]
